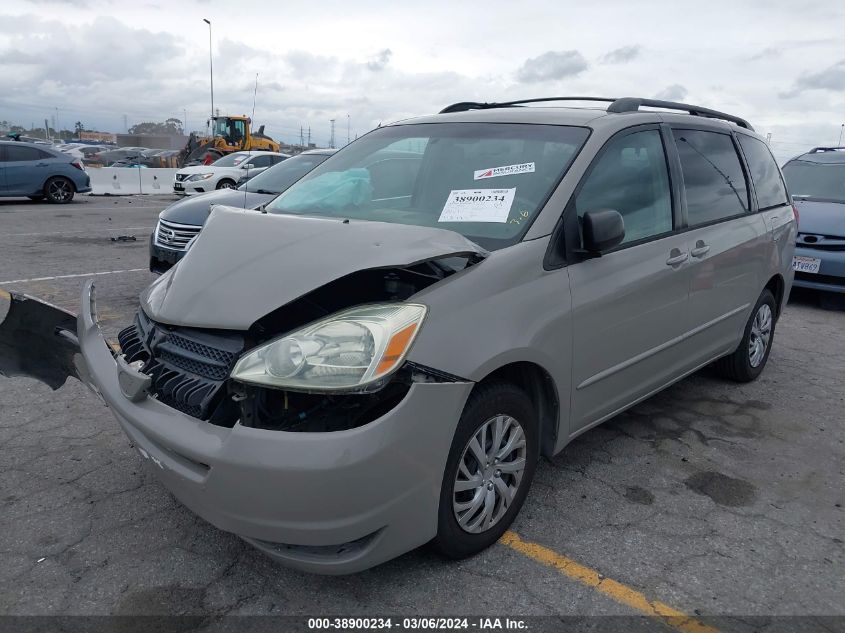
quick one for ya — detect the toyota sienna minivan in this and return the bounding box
[76,97,796,574]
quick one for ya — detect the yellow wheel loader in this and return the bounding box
[179,115,280,166]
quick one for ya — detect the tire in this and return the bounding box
[715,289,776,382]
[216,179,236,190]
[432,381,539,559]
[43,177,75,204]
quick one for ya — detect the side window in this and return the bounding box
[249,155,273,168]
[5,145,44,162]
[737,135,789,209]
[672,129,749,226]
[576,129,673,245]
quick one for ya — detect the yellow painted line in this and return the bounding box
[500,531,719,633]
[0,288,10,300]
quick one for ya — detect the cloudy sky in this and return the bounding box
[2,0,844,161]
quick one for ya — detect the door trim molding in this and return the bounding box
[576,302,750,390]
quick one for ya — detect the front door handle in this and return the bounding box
[666,249,689,267]
[690,240,710,258]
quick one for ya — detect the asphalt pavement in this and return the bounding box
[0,195,842,630]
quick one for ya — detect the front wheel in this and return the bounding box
[44,177,75,204]
[715,289,776,382]
[433,382,539,559]
[216,179,236,190]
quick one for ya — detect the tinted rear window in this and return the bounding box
[782,161,845,204]
[738,135,788,209]
[673,129,749,226]
[4,145,52,162]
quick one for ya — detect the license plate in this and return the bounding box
[792,255,821,274]
[173,183,184,191]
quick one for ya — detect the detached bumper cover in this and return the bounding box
[77,281,473,574]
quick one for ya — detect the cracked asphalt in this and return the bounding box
[0,195,843,623]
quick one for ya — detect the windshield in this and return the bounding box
[782,160,845,203]
[238,153,332,194]
[265,123,589,250]
[212,153,249,168]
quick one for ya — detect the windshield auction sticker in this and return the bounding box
[439,188,516,223]
[474,162,535,180]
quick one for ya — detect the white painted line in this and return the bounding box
[1,226,154,238]
[0,269,148,285]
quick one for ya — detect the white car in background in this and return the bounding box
[173,151,289,195]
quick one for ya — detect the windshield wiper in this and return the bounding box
[252,189,278,195]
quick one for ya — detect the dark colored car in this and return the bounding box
[149,149,337,272]
[781,147,845,296]
[0,140,91,203]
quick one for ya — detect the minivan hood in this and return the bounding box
[141,206,487,330]
[794,198,845,237]
[160,189,272,225]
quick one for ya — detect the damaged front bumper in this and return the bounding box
[74,281,474,574]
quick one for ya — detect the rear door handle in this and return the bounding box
[666,249,689,266]
[690,241,710,258]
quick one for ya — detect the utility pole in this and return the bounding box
[203,18,214,125]
[299,126,304,149]
[765,132,772,145]
[329,119,336,149]
[55,107,59,138]
[307,126,311,147]
[346,113,350,145]
[839,124,844,146]
[183,108,188,134]
[123,114,128,133]
[44,118,50,140]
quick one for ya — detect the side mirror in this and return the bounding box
[242,163,255,170]
[582,209,625,254]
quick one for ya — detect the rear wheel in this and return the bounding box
[715,289,776,382]
[44,177,75,204]
[216,179,236,190]
[432,382,539,559]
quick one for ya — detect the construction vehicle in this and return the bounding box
[178,115,280,166]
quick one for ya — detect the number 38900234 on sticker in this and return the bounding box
[438,188,516,223]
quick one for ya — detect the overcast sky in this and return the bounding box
[2,0,844,161]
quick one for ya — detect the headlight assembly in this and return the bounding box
[188,173,215,182]
[231,303,426,393]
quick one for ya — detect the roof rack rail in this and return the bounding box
[439,97,617,114]
[607,97,753,130]
[808,146,845,153]
[439,96,753,131]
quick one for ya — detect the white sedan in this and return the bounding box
[173,151,288,195]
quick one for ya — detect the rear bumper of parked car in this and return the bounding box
[77,282,473,574]
[792,245,845,294]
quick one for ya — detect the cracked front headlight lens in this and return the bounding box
[231,303,426,392]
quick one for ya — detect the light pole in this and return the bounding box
[203,19,214,127]
[839,123,844,147]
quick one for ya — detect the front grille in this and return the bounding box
[797,233,845,252]
[117,311,244,420]
[155,219,202,251]
[175,173,188,182]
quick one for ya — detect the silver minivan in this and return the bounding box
[75,97,796,574]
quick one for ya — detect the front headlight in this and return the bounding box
[231,303,426,393]
[187,173,215,182]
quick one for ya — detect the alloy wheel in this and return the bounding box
[748,304,772,368]
[453,414,527,534]
[48,179,72,202]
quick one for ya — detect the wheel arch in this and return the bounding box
[473,361,561,458]
[764,273,785,318]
